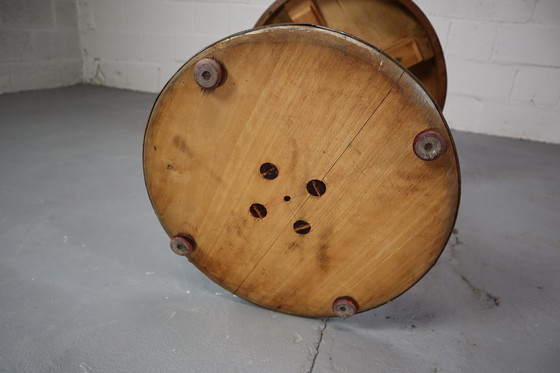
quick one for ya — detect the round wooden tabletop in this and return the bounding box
[256,0,448,109]
[143,25,460,317]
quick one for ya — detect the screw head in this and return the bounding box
[194,58,223,90]
[260,162,279,180]
[293,220,311,235]
[332,296,358,318]
[249,203,268,219]
[170,235,196,256]
[306,179,327,197]
[413,130,447,161]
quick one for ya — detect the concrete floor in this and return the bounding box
[0,85,558,373]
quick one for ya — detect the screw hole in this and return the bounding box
[202,70,211,80]
[293,220,311,234]
[260,163,279,180]
[424,142,433,151]
[306,179,326,197]
[284,195,291,202]
[249,203,267,219]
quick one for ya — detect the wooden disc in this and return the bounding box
[255,0,447,109]
[143,25,460,317]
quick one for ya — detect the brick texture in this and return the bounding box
[0,0,55,28]
[511,67,560,106]
[1,0,558,143]
[75,0,559,143]
[446,20,498,61]
[494,24,560,66]
[425,0,536,23]
[0,0,81,93]
[447,57,517,100]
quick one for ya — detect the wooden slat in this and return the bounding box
[284,0,327,25]
[255,0,447,108]
[385,32,434,68]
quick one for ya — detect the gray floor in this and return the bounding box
[0,85,558,373]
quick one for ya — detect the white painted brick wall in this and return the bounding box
[446,20,499,61]
[407,0,560,144]
[76,0,560,143]
[423,0,537,23]
[494,24,560,66]
[437,0,560,144]
[76,0,269,93]
[531,0,560,26]
[0,0,82,93]
[2,0,557,143]
[511,67,560,106]
[447,57,518,100]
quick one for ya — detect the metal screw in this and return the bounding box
[332,296,358,318]
[413,130,447,161]
[293,220,311,235]
[306,179,327,197]
[194,58,223,90]
[260,162,279,180]
[249,203,268,219]
[170,234,196,256]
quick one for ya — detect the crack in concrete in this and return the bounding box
[460,274,501,308]
[308,318,328,373]
[449,229,501,309]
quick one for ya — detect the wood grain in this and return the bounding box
[143,25,460,317]
[255,0,447,109]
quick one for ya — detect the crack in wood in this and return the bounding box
[233,72,405,293]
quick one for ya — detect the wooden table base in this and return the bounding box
[143,25,460,318]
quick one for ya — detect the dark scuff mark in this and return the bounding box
[460,274,501,308]
[317,243,331,271]
[448,228,500,308]
[173,135,191,155]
